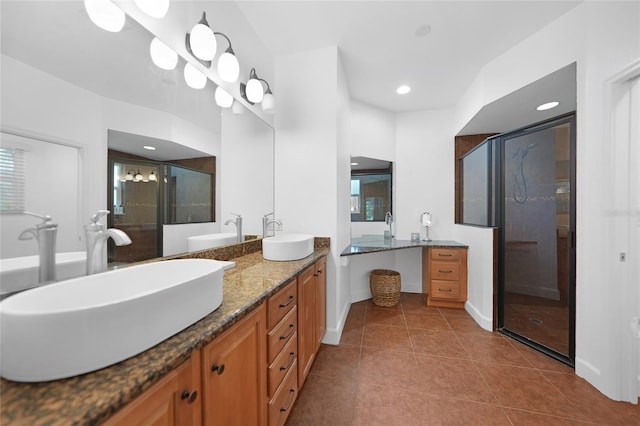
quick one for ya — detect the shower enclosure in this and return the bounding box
[458,112,576,365]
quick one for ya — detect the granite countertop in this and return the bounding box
[0,244,329,425]
[341,235,467,256]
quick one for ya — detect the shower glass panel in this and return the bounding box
[500,117,574,363]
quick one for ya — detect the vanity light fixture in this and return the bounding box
[184,63,207,89]
[133,0,169,19]
[186,12,217,62]
[149,37,178,71]
[148,170,157,182]
[240,68,275,113]
[536,101,559,111]
[214,86,233,108]
[214,32,240,83]
[84,0,125,33]
[396,85,411,95]
[125,170,134,181]
[134,170,144,182]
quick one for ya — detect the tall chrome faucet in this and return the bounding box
[84,210,131,275]
[385,211,394,240]
[18,212,58,284]
[225,213,243,243]
[262,212,282,238]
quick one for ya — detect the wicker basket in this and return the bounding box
[369,269,401,307]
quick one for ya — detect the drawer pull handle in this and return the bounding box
[181,390,198,403]
[280,389,296,412]
[211,363,225,375]
[279,295,295,308]
[438,269,453,273]
[280,324,295,340]
[438,253,453,257]
[438,288,453,292]
[280,352,295,371]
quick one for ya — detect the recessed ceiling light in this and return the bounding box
[350,162,359,166]
[536,101,559,111]
[143,145,156,151]
[396,85,411,95]
[415,24,431,37]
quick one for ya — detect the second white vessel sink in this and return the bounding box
[262,234,314,261]
[0,258,234,382]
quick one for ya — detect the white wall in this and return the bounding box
[162,222,218,256]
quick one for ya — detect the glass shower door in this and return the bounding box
[500,116,575,364]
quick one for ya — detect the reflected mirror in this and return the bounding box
[0,1,274,264]
[350,156,393,222]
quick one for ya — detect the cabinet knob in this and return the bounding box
[181,390,198,403]
[211,363,225,375]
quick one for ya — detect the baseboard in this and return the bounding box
[322,297,350,346]
[464,300,493,331]
[351,287,372,303]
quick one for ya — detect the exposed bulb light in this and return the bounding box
[84,0,125,33]
[149,37,177,70]
[184,63,207,89]
[396,85,411,95]
[215,86,233,108]
[187,12,217,61]
[148,170,157,181]
[536,101,559,111]
[125,170,134,181]
[261,90,275,114]
[245,78,264,103]
[143,145,156,151]
[133,0,169,18]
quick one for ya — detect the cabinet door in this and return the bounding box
[104,352,201,426]
[315,258,327,351]
[201,304,267,426]
[297,265,316,387]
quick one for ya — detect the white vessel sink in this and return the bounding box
[262,234,314,261]
[0,251,87,298]
[187,232,238,252]
[0,258,234,382]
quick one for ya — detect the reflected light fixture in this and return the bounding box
[125,170,134,181]
[186,12,217,62]
[396,85,411,95]
[134,170,143,182]
[214,32,240,83]
[536,101,559,111]
[184,63,207,89]
[240,68,275,113]
[215,86,233,108]
[148,170,157,181]
[84,0,125,33]
[231,100,245,115]
[133,0,169,19]
[150,37,178,70]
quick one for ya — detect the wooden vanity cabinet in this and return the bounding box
[201,303,267,426]
[104,351,202,426]
[298,258,327,388]
[423,247,468,309]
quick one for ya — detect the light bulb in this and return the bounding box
[150,37,177,70]
[125,171,134,181]
[184,63,207,89]
[218,52,240,83]
[215,87,233,108]
[84,0,125,33]
[189,18,216,61]
[133,0,169,18]
[135,171,143,182]
[261,92,275,114]
[246,79,264,103]
[149,170,157,181]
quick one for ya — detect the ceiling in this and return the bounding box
[236,1,582,113]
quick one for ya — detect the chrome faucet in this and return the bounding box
[262,212,282,238]
[385,211,393,240]
[225,213,243,243]
[84,210,131,275]
[18,212,58,284]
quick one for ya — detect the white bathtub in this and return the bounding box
[187,232,238,252]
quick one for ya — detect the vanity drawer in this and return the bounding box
[268,359,298,426]
[268,278,297,330]
[268,331,297,397]
[430,248,461,261]
[268,306,297,364]
[430,281,461,300]
[430,261,460,281]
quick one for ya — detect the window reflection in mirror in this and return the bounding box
[350,156,392,222]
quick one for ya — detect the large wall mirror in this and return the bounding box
[350,156,393,238]
[0,1,274,264]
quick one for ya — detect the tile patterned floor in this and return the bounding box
[286,293,640,425]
